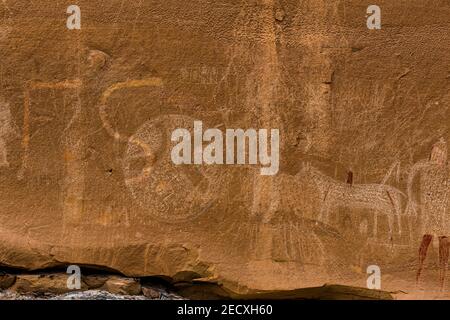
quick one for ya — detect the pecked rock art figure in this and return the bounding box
[122,115,226,223]
[293,163,406,243]
[410,138,449,289]
[242,161,408,281]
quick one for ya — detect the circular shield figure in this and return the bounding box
[123,114,225,223]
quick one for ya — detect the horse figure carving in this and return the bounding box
[301,163,406,242]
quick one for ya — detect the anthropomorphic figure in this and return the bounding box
[413,138,449,289]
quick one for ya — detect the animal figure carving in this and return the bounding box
[301,163,406,242]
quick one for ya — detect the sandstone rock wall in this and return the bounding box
[0,0,449,295]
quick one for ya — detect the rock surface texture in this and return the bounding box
[0,0,449,298]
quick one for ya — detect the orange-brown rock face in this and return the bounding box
[0,0,449,296]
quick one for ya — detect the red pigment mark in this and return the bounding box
[416,234,433,284]
[439,236,449,290]
[346,171,353,185]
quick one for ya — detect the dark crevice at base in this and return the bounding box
[0,263,124,276]
[0,265,394,300]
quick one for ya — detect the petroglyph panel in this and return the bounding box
[0,0,449,297]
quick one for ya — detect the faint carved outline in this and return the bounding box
[18,79,82,179]
[302,163,406,242]
[98,78,163,181]
[98,78,224,223]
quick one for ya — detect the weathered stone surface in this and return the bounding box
[142,286,162,299]
[81,275,109,289]
[0,0,449,297]
[11,274,87,294]
[7,273,142,296]
[175,282,394,300]
[100,276,141,296]
[0,274,16,289]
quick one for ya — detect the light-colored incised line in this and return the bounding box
[123,136,156,184]
[98,78,163,183]
[99,78,163,106]
[30,79,82,90]
[98,78,163,142]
